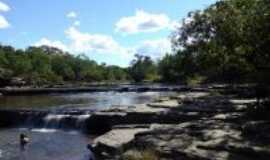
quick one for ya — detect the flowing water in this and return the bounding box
[0,91,176,110]
[0,90,177,160]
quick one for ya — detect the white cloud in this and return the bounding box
[0,1,10,12]
[66,11,77,19]
[34,38,69,51]
[33,26,173,66]
[65,26,130,57]
[170,20,182,31]
[0,1,10,29]
[34,27,132,58]
[135,38,172,58]
[115,10,171,34]
[34,27,134,66]
[0,15,9,29]
[73,20,80,26]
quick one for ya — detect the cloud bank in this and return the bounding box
[0,1,10,29]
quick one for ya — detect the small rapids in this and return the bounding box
[42,113,91,129]
[0,91,178,160]
[0,112,95,160]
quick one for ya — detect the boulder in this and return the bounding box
[91,127,151,158]
[126,121,268,160]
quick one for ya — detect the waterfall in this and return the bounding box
[76,114,91,128]
[42,113,91,129]
[0,109,92,130]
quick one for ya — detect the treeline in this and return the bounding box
[0,45,129,86]
[1,0,270,87]
[124,0,270,86]
[159,0,270,85]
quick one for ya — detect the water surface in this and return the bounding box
[0,91,176,110]
[0,128,92,160]
[0,91,177,160]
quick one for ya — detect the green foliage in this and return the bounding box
[186,74,206,87]
[1,0,269,86]
[129,54,158,82]
[0,44,129,86]
[163,0,270,85]
[0,67,13,86]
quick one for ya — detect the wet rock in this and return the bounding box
[148,100,179,109]
[125,121,268,160]
[0,86,185,95]
[173,92,210,101]
[85,110,202,135]
[242,121,270,134]
[10,77,26,86]
[106,104,168,113]
[0,109,48,127]
[198,144,270,160]
[241,121,270,144]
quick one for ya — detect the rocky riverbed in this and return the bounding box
[0,86,269,160]
[88,89,270,160]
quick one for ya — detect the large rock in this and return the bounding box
[148,100,180,109]
[126,121,270,160]
[92,126,151,158]
[84,109,203,134]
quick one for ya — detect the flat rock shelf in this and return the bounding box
[0,87,270,160]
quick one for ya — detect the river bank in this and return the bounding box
[0,84,190,96]
[0,83,253,96]
[87,87,270,160]
[0,85,269,160]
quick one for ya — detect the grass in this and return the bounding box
[120,150,159,160]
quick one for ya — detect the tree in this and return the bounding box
[0,44,130,86]
[129,54,158,82]
[169,0,270,85]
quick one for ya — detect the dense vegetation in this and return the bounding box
[128,54,158,83]
[0,45,129,86]
[1,0,270,88]
[161,0,270,86]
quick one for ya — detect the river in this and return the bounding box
[0,90,177,160]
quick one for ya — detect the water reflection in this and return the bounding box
[0,91,177,160]
[0,92,176,110]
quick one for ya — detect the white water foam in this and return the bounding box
[43,113,91,129]
[43,114,70,128]
[75,114,91,128]
[44,114,70,121]
[31,128,58,133]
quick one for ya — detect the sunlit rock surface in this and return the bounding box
[92,127,150,157]
[0,89,267,160]
[91,90,269,160]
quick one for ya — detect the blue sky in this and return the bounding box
[0,0,216,66]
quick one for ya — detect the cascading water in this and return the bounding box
[0,90,178,160]
[76,114,91,128]
[43,114,70,128]
[2,110,93,131]
[42,113,91,130]
[0,111,94,160]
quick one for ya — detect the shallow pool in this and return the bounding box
[0,128,93,160]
